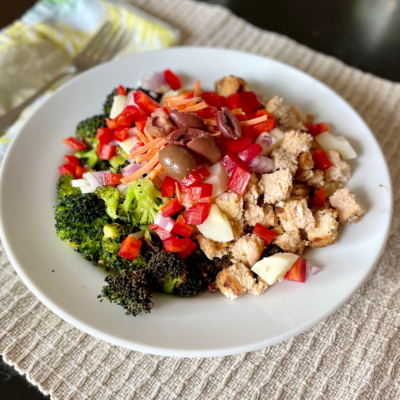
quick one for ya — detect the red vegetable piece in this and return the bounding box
[163,237,191,252]
[228,164,251,195]
[221,151,241,177]
[196,166,210,180]
[134,90,160,114]
[312,187,326,208]
[106,118,118,129]
[164,69,181,90]
[179,170,203,188]
[172,215,193,238]
[189,183,213,201]
[96,128,115,145]
[118,236,142,261]
[306,122,329,137]
[312,149,332,170]
[161,197,183,217]
[222,137,252,153]
[237,144,262,162]
[197,196,212,204]
[64,155,80,168]
[284,257,306,283]
[116,85,127,95]
[103,173,123,186]
[62,137,86,152]
[239,91,261,113]
[185,202,211,225]
[131,142,144,153]
[114,127,129,142]
[177,240,197,259]
[161,176,176,198]
[241,126,255,140]
[99,144,117,160]
[74,166,87,179]
[226,92,241,110]
[59,164,75,176]
[253,223,276,246]
[203,106,218,119]
[252,119,276,137]
[148,224,176,241]
[135,119,146,133]
[202,92,226,109]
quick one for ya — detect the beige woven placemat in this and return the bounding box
[1,0,399,399]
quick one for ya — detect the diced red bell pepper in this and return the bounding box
[253,223,276,246]
[74,166,87,179]
[221,151,240,177]
[284,257,306,283]
[226,92,241,110]
[161,176,176,198]
[163,237,191,252]
[114,105,141,127]
[203,106,219,119]
[134,90,160,115]
[161,197,183,217]
[197,196,212,203]
[135,119,147,133]
[177,240,197,259]
[172,215,193,238]
[103,173,123,186]
[62,137,86,152]
[239,91,261,113]
[241,126,255,140]
[99,144,117,160]
[148,224,176,241]
[222,137,252,153]
[237,144,262,162]
[228,164,251,195]
[189,183,213,201]
[306,122,329,137]
[164,69,181,90]
[114,127,129,142]
[96,128,115,145]
[59,164,75,176]
[131,142,144,153]
[185,202,211,225]
[118,236,142,261]
[196,166,211,180]
[179,170,203,188]
[312,149,332,170]
[64,155,80,168]
[312,187,326,208]
[202,92,226,109]
[106,118,118,129]
[116,85,127,95]
[252,119,276,136]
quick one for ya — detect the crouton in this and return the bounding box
[306,209,339,248]
[325,150,351,183]
[216,191,243,221]
[307,170,325,188]
[280,130,313,156]
[216,261,268,300]
[295,152,314,181]
[193,233,229,260]
[231,219,244,240]
[259,169,293,204]
[324,181,343,197]
[291,184,312,205]
[244,203,277,227]
[276,198,315,232]
[272,225,284,235]
[271,148,298,175]
[230,234,265,267]
[265,96,306,130]
[215,76,247,97]
[243,172,261,205]
[329,187,366,225]
[273,231,307,255]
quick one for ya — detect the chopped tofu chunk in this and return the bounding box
[307,169,325,188]
[244,203,277,227]
[295,152,314,181]
[216,261,268,300]
[230,234,264,267]
[325,150,351,183]
[216,191,243,221]
[329,187,366,225]
[280,130,313,156]
[259,169,293,204]
[273,231,306,255]
[265,96,306,130]
[193,233,229,260]
[306,209,339,248]
[215,76,247,97]
[291,184,312,205]
[275,198,315,232]
[324,181,343,197]
[271,148,298,175]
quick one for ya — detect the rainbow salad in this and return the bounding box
[55,70,366,316]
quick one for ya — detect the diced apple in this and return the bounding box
[118,136,138,154]
[315,131,357,160]
[197,204,234,242]
[203,162,230,198]
[251,253,299,285]
[262,128,285,156]
[109,94,127,119]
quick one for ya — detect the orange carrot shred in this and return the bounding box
[231,108,245,115]
[121,154,159,184]
[239,115,267,126]
[136,130,149,144]
[165,96,202,107]
[194,80,201,98]
[151,176,162,189]
[128,138,163,159]
[135,147,158,163]
[143,127,155,142]
[184,101,209,112]
[175,182,182,205]
[155,164,164,174]
[204,118,218,126]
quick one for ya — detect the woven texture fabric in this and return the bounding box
[1,0,400,398]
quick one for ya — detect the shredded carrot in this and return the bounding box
[135,147,158,163]
[204,118,218,126]
[183,101,209,112]
[231,108,245,115]
[136,130,149,144]
[194,80,201,98]
[143,127,155,142]
[164,92,193,103]
[165,96,202,107]
[209,131,221,137]
[121,153,159,184]
[175,182,182,205]
[128,138,163,159]
[239,115,267,126]
[151,175,162,189]
[154,164,164,174]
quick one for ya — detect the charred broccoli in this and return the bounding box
[75,115,106,146]
[100,269,153,316]
[57,173,80,201]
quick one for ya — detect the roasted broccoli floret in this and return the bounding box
[75,147,99,169]
[103,87,134,116]
[57,174,80,201]
[100,269,153,316]
[109,153,130,174]
[175,274,203,297]
[75,114,106,146]
[95,186,121,219]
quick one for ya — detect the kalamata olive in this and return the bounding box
[170,109,206,130]
[216,107,242,139]
[165,127,208,146]
[145,110,173,138]
[158,145,196,180]
[187,136,221,164]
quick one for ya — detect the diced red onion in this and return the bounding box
[129,231,145,240]
[154,212,176,232]
[248,156,275,174]
[124,90,137,108]
[140,72,167,92]
[256,132,276,156]
[83,171,110,188]
[71,179,90,188]
[128,127,137,137]
[80,186,96,194]
[121,162,142,177]
[306,261,321,275]
[109,140,118,146]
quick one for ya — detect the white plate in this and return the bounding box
[0,48,392,357]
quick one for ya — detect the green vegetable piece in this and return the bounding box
[163,274,183,294]
[95,186,121,219]
[56,174,80,201]
[103,223,131,239]
[75,114,106,144]
[75,148,99,169]
[109,153,129,174]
